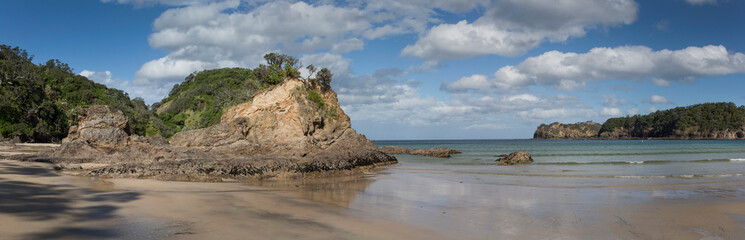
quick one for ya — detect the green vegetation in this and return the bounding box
[599,102,745,138]
[0,45,158,142]
[154,52,324,136]
[1,46,336,142]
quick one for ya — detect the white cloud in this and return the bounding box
[402,0,638,61]
[643,95,672,105]
[101,0,227,7]
[646,106,658,113]
[463,123,510,130]
[627,108,639,115]
[331,38,364,53]
[686,0,717,5]
[601,107,623,116]
[443,74,492,92]
[444,45,745,91]
[517,108,597,120]
[652,78,672,87]
[602,94,628,107]
[80,70,113,84]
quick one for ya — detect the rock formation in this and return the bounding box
[63,105,130,147]
[377,146,461,158]
[533,122,601,139]
[496,151,533,166]
[28,79,396,181]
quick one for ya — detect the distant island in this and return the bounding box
[534,102,745,140]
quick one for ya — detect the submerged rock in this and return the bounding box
[496,151,533,166]
[378,146,461,158]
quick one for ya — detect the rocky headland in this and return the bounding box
[377,146,461,158]
[533,122,601,139]
[534,102,745,140]
[15,79,396,181]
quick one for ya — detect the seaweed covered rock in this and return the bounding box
[496,151,533,166]
[378,146,461,158]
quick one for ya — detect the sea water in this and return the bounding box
[271,140,745,238]
[375,140,745,183]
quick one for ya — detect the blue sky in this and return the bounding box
[2,0,744,140]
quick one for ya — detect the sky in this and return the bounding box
[1,0,744,140]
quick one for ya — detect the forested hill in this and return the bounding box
[534,102,745,139]
[598,102,745,139]
[0,45,158,142]
[0,45,333,142]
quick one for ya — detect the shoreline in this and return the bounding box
[0,158,446,240]
[4,141,745,239]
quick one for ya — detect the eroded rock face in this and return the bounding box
[496,151,533,166]
[38,80,396,181]
[378,146,461,158]
[171,80,364,156]
[534,122,601,139]
[64,105,129,148]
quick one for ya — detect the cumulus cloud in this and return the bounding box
[402,0,638,61]
[643,95,672,104]
[443,45,745,91]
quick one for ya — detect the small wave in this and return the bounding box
[536,159,732,165]
[731,158,745,162]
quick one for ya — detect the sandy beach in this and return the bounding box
[3,143,745,239]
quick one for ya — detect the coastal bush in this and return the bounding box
[0,45,157,142]
[599,102,745,138]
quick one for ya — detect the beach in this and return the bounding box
[3,141,745,239]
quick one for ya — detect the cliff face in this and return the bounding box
[533,122,602,139]
[170,79,367,156]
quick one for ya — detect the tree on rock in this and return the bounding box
[317,68,332,89]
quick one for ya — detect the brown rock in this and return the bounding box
[378,146,461,158]
[533,122,601,139]
[64,105,130,148]
[39,79,396,181]
[496,151,533,165]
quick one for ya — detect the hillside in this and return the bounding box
[599,102,745,139]
[534,102,745,139]
[533,121,602,139]
[0,45,158,142]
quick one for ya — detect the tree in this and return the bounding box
[305,64,317,80]
[317,68,332,87]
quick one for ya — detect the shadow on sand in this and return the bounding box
[0,160,142,239]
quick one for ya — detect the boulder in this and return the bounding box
[64,105,129,148]
[496,151,533,165]
[378,146,461,158]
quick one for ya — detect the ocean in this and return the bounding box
[281,139,745,238]
[375,139,745,181]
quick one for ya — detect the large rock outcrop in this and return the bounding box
[63,105,130,147]
[533,122,601,139]
[32,80,396,181]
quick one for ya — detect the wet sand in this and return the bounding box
[0,159,447,240]
[3,144,745,239]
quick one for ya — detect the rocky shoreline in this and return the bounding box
[12,79,397,181]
